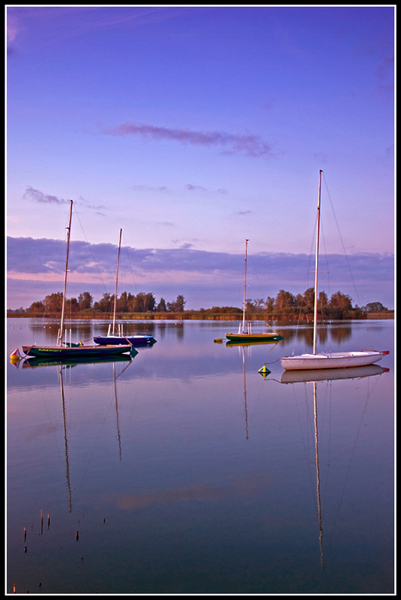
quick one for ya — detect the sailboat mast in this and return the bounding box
[58,200,73,347]
[112,228,123,335]
[242,239,249,333]
[313,171,322,355]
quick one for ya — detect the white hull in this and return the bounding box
[280,350,388,371]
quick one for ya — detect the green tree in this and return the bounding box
[265,296,275,313]
[66,297,79,313]
[362,301,388,312]
[318,291,328,311]
[94,293,113,312]
[117,291,129,312]
[295,293,306,309]
[167,295,186,312]
[156,297,167,312]
[329,291,353,319]
[144,293,156,312]
[133,293,146,312]
[28,301,45,314]
[78,292,93,311]
[329,291,352,310]
[274,290,295,311]
[174,295,186,312]
[44,292,63,314]
[303,287,315,313]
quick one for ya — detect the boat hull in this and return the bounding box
[93,335,155,346]
[21,344,136,359]
[226,333,283,343]
[280,350,389,371]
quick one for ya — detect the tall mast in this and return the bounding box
[112,228,123,335]
[313,171,322,355]
[58,200,73,347]
[242,239,249,333]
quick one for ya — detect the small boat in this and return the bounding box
[93,324,155,347]
[280,171,389,371]
[93,228,156,347]
[226,239,283,343]
[17,201,135,361]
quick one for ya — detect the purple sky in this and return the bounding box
[6,6,395,310]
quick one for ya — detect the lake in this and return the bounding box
[6,318,394,594]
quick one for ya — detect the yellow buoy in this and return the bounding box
[10,348,21,363]
[258,365,271,377]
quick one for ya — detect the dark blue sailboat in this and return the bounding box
[93,228,156,347]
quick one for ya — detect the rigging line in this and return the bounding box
[71,204,110,296]
[321,172,361,308]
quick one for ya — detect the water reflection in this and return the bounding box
[280,364,389,384]
[26,319,356,347]
[28,321,157,344]
[7,319,394,594]
[13,352,135,524]
[59,366,72,513]
[279,324,351,346]
[275,363,390,574]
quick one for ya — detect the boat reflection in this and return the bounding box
[280,363,389,384]
[58,356,132,511]
[226,339,281,348]
[232,342,279,439]
[279,362,390,572]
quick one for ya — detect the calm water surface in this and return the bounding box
[6,318,394,594]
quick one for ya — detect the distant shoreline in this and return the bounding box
[6,311,394,321]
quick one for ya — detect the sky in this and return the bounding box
[6,5,395,311]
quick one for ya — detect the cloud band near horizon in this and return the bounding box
[6,237,394,310]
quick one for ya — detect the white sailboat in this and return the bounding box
[280,170,389,371]
[226,239,283,343]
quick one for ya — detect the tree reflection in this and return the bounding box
[330,325,352,343]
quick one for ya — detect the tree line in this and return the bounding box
[17,291,185,316]
[8,288,389,319]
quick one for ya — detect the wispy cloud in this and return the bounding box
[132,184,171,193]
[100,122,274,159]
[185,184,207,192]
[23,186,69,205]
[22,187,108,214]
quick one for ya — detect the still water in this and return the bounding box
[6,318,394,594]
